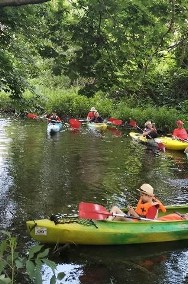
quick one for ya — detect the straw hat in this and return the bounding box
[137,183,154,197]
[90,107,97,112]
[144,121,152,127]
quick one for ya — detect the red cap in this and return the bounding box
[176,120,184,125]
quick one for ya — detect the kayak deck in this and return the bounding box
[47,122,63,134]
[87,122,107,131]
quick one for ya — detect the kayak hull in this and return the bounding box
[130,132,188,151]
[159,137,188,150]
[87,122,107,131]
[47,122,63,134]
[26,204,188,245]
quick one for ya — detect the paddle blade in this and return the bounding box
[128,119,137,128]
[69,118,81,129]
[155,139,165,152]
[108,118,123,126]
[157,142,165,152]
[79,202,110,220]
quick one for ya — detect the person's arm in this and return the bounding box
[143,127,157,137]
[152,197,166,213]
[127,205,140,218]
[172,129,178,139]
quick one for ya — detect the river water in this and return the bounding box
[0,116,188,284]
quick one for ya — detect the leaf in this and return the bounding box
[28,245,44,260]
[26,260,35,279]
[0,241,7,257]
[34,263,43,284]
[15,258,24,269]
[0,274,12,283]
[0,259,6,274]
[42,259,56,271]
[57,272,65,280]
[36,248,49,260]
[50,275,56,284]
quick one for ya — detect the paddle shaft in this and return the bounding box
[135,125,165,152]
[110,212,157,221]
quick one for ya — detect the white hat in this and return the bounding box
[90,107,97,112]
[137,183,154,197]
[144,121,152,127]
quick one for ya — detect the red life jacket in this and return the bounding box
[27,113,38,119]
[87,111,95,120]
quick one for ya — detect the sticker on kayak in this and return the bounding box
[35,227,47,236]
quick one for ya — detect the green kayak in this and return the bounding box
[26,204,188,246]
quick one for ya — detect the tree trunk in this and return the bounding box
[0,0,50,7]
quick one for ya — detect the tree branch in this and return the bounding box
[0,0,50,7]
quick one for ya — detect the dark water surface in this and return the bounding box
[0,116,188,284]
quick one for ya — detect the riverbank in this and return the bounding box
[0,88,187,132]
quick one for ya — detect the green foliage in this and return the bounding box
[1,0,188,107]
[113,103,182,131]
[0,231,63,283]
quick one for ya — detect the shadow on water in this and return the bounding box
[41,240,188,284]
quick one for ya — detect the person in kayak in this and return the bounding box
[172,120,188,140]
[90,111,104,123]
[107,183,166,221]
[143,121,158,139]
[87,107,97,122]
[48,112,61,123]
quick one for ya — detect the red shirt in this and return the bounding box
[172,128,188,139]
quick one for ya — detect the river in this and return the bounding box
[0,116,188,283]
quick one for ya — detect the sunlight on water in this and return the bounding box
[42,264,83,284]
[164,251,188,284]
[0,118,15,229]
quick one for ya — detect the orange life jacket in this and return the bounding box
[135,198,166,218]
[135,199,153,218]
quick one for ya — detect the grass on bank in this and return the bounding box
[0,88,187,132]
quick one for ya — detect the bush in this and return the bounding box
[0,231,63,283]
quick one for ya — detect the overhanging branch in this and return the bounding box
[0,0,50,7]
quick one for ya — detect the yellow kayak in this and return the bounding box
[130,132,188,151]
[159,137,188,151]
[87,122,108,131]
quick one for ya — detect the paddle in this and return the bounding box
[173,137,188,143]
[69,118,81,129]
[79,202,157,221]
[128,120,165,152]
[107,117,123,126]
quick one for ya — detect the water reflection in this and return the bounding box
[41,241,188,283]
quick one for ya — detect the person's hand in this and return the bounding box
[128,206,135,215]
